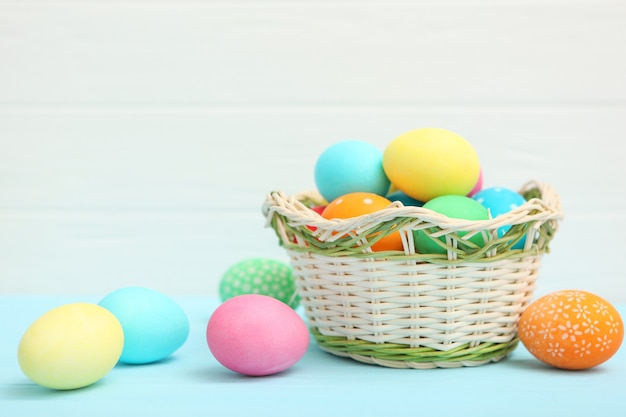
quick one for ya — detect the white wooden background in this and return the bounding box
[1,1,625,300]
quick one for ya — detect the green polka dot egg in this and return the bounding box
[219,258,300,309]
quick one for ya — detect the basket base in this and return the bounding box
[311,329,520,369]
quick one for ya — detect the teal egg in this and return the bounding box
[219,258,300,309]
[387,190,424,207]
[98,287,189,365]
[414,195,490,254]
[473,187,527,249]
[314,140,390,203]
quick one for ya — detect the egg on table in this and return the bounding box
[219,257,300,308]
[17,303,124,390]
[206,294,309,376]
[98,286,189,365]
[518,290,624,370]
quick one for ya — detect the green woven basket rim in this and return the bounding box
[263,180,563,264]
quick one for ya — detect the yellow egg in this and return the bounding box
[383,128,480,202]
[17,303,124,390]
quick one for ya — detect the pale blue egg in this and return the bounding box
[472,187,527,248]
[314,140,390,202]
[99,287,189,364]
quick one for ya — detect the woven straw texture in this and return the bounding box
[263,181,563,368]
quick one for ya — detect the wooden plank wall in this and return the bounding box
[1,1,625,299]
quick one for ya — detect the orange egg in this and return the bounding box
[518,290,623,370]
[321,192,403,252]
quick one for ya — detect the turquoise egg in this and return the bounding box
[414,195,490,254]
[314,140,390,203]
[98,287,189,365]
[473,187,527,248]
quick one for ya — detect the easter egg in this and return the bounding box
[206,294,309,376]
[473,187,526,223]
[17,303,124,390]
[98,287,189,365]
[473,186,527,248]
[302,205,326,232]
[383,128,481,202]
[321,192,404,252]
[467,168,484,197]
[414,195,490,255]
[314,140,390,203]
[518,290,624,370]
[219,258,300,308]
[387,190,424,207]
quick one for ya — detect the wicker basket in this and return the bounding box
[262,181,563,368]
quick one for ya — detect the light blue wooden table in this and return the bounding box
[2,295,624,417]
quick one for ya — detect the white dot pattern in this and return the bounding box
[219,259,299,308]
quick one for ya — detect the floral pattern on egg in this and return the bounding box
[518,290,623,370]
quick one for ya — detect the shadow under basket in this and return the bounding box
[263,181,563,369]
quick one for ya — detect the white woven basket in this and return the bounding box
[263,181,563,368]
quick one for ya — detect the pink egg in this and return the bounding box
[467,168,483,197]
[206,294,309,376]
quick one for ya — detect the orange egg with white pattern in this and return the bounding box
[518,290,623,370]
[321,192,403,252]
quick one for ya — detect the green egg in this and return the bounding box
[414,195,490,255]
[219,258,300,309]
